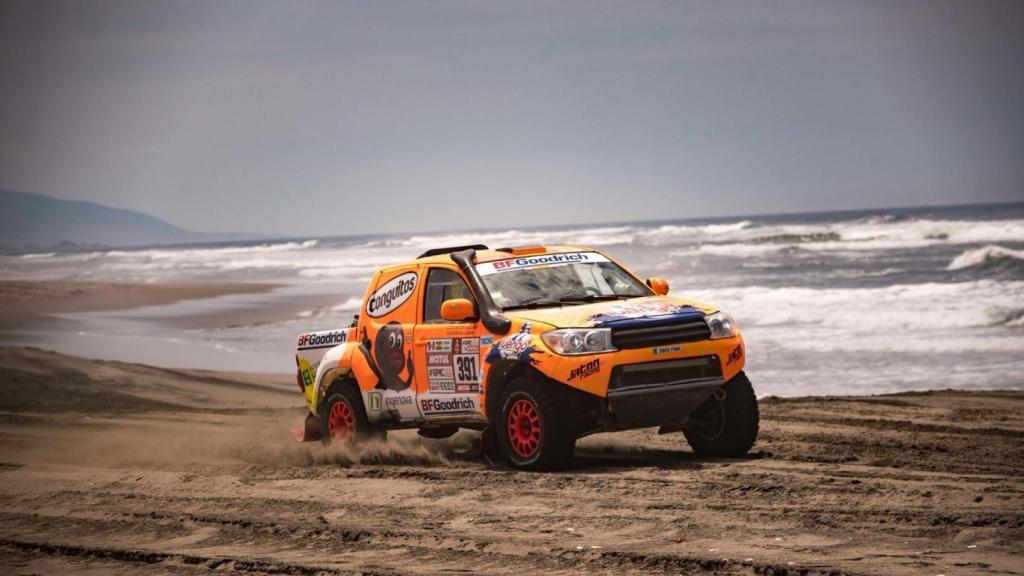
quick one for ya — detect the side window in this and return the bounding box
[423,268,475,324]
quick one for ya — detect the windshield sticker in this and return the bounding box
[477,252,610,276]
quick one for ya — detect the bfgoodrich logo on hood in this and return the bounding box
[366,272,417,318]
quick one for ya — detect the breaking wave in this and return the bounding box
[681,280,1024,353]
[947,245,1024,272]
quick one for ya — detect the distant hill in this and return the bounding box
[0,189,253,251]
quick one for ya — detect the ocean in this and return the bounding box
[3,202,1023,397]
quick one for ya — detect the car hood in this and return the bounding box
[502,295,716,330]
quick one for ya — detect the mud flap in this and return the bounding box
[479,423,500,456]
[291,412,322,442]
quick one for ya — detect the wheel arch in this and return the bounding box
[484,359,541,420]
[485,359,606,435]
[311,342,361,414]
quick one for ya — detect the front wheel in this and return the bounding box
[497,377,576,471]
[683,372,759,456]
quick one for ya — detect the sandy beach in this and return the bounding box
[0,280,282,332]
[0,343,1021,575]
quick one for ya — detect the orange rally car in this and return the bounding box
[294,244,757,470]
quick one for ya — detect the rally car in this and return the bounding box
[294,245,757,470]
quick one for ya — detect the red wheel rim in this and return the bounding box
[328,401,355,443]
[507,398,541,458]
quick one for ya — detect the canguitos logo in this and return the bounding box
[366,272,417,318]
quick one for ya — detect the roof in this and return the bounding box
[384,245,595,270]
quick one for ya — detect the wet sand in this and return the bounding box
[0,346,1021,575]
[0,280,282,331]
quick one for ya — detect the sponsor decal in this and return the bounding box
[368,391,414,411]
[367,391,382,411]
[366,271,417,318]
[460,338,480,353]
[485,323,540,365]
[726,343,743,365]
[427,339,451,352]
[428,365,454,379]
[588,301,699,326]
[480,335,494,346]
[426,338,480,393]
[420,396,477,414]
[297,357,319,388]
[368,321,415,391]
[430,379,456,393]
[653,344,683,356]
[476,252,609,275]
[385,395,414,408]
[297,330,348,350]
[568,358,600,381]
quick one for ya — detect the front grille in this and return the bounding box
[609,356,722,393]
[611,319,711,349]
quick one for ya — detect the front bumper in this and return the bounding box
[604,356,724,430]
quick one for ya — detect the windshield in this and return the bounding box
[475,252,651,310]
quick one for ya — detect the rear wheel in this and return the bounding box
[683,372,759,456]
[497,376,576,471]
[319,384,380,445]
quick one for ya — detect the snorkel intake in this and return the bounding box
[451,248,512,335]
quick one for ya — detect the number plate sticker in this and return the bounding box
[426,338,480,393]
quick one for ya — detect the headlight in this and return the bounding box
[705,311,737,339]
[541,328,616,355]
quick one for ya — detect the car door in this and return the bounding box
[358,264,421,421]
[412,266,488,422]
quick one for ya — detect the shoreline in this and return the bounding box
[0,280,284,331]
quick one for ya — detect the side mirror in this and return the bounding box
[440,298,475,322]
[646,277,670,295]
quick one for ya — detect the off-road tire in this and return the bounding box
[683,371,759,456]
[319,383,382,445]
[497,376,576,471]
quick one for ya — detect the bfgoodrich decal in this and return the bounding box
[420,395,477,414]
[366,272,417,318]
[476,252,609,275]
[297,330,348,350]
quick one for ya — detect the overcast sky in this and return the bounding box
[1,1,1022,236]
